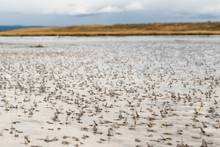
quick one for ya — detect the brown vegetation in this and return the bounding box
[1,22,220,36]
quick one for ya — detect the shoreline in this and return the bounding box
[0,37,219,147]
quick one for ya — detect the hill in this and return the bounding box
[0,26,28,32]
[0,22,220,36]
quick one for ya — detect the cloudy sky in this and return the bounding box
[0,0,220,26]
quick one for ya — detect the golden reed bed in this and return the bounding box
[0,22,220,36]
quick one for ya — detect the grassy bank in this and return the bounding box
[0,22,220,36]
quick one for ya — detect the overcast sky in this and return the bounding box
[0,0,220,26]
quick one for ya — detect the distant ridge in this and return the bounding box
[0,25,45,32]
[0,22,220,36]
[0,26,25,32]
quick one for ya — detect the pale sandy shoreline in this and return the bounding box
[0,36,219,147]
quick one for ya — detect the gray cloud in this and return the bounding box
[0,0,220,25]
[0,0,219,15]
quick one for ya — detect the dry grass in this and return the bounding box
[1,22,220,36]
